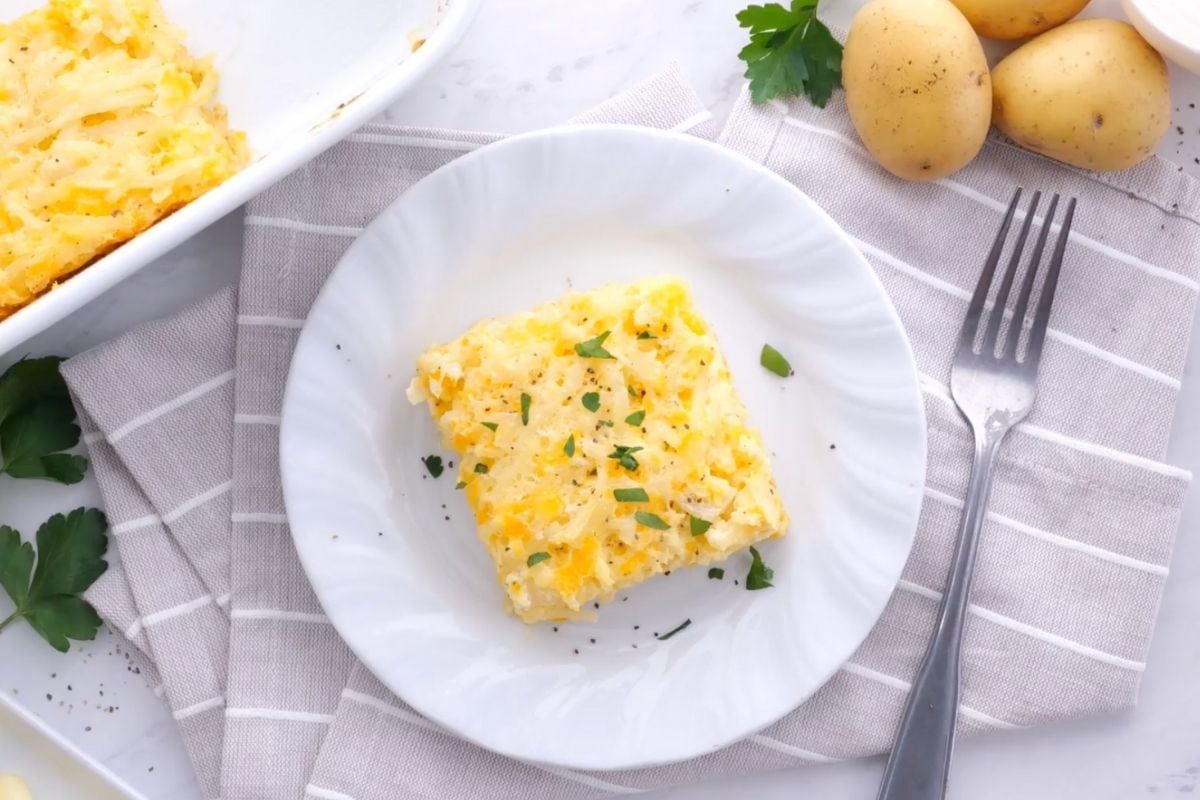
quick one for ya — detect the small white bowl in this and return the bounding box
[1123,0,1200,75]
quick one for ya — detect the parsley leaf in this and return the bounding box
[746,546,775,590]
[760,343,794,377]
[474,463,489,474]
[482,422,498,432]
[0,358,87,484]
[608,445,643,472]
[421,455,444,477]
[520,393,531,426]
[737,0,843,107]
[656,619,692,640]
[613,487,649,503]
[527,551,551,567]
[636,331,657,340]
[455,481,466,490]
[582,392,601,412]
[624,410,645,426]
[564,435,575,457]
[689,516,712,536]
[708,567,725,580]
[574,331,616,359]
[0,508,108,652]
[635,511,670,530]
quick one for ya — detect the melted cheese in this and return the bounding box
[0,0,248,318]
[408,276,788,622]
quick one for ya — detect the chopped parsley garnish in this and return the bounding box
[624,410,645,426]
[656,619,692,640]
[613,487,649,503]
[473,463,489,474]
[637,331,657,340]
[582,392,601,412]
[626,385,638,397]
[482,422,498,432]
[689,516,712,536]
[634,511,670,530]
[563,435,575,457]
[760,344,793,377]
[598,420,614,427]
[608,445,643,472]
[0,357,87,484]
[526,551,551,567]
[520,393,531,425]
[421,455,443,478]
[708,567,725,580]
[746,546,774,590]
[574,331,615,359]
[455,481,466,490]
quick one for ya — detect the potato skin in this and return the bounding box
[992,19,1169,171]
[843,0,992,182]
[947,0,1091,40]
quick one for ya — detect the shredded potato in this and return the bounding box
[0,0,248,317]
[408,277,789,622]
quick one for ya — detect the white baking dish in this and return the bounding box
[0,0,482,355]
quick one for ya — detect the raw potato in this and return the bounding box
[992,19,1169,171]
[947,0,1091,39]
[843,0,992,182]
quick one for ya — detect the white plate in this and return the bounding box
[0,0,480,355]
[280,125,927,771]
[1122,0,1200,75]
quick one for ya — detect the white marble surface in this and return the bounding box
[4,0,1200,798]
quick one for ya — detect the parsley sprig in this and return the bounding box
[0,508,108,652]
[737,0,843,106]
[0,358,87,484]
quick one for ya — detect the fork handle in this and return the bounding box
[876,429,1002,800]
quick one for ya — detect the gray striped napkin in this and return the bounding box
[64,287,238,800]
[60,65,1197,800]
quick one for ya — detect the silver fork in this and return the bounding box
[876,188,1077,800]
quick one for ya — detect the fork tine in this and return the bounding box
[981,191,1041,358]
[1023,197,1077,368]
[959,188,1022,355]
[1003,194,1059,360]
